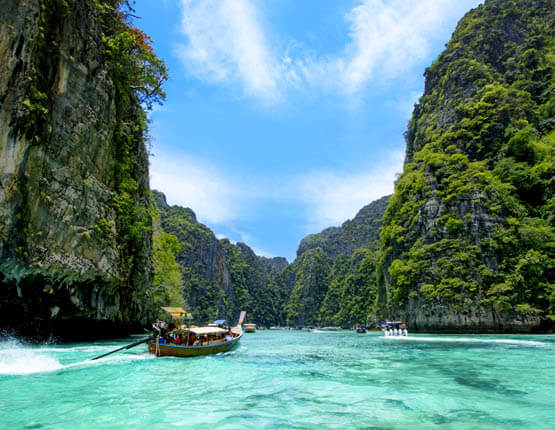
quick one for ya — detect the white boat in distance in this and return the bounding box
[381,321,408,337]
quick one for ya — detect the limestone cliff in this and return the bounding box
[283,195,389,327]
[0,0,160,338]
[153,191,290,327]
[378,0,554,332]
[297,195,390,260]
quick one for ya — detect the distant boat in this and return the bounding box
[148,309,245,357]
[243,323,257,333]
[356,325,366,333]
[380,320,408,337]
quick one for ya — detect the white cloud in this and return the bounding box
[298,151,404,231]
[150,149,404,243]
[175,0,483,102]
[150,152,244,224]
[339,0,446,93]
[177,0,280,102]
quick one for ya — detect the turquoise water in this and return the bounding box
[1,331,554,429]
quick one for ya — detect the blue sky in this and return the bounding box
[133,0,483,261]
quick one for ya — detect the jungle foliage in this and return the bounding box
[96,0,167,289]
[152,191,290,326]
[379,0,554,322]
[151,210,184,317]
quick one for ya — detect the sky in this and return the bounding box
[133,0,483,262]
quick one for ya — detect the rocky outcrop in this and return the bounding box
[297,195,390,260]
[401,297,544,333]
[0,1,154,339]
[280,195,389,327]
[153,191,290,326]
[378,0,554,332]
[153,191,231,294]
[236,242,288,280]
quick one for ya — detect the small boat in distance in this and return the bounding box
[148,308,245,357]
[381,321,408,337]
[243,323,257,333]
[356,325,367,333]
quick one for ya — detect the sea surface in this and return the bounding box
[1,330,554,429]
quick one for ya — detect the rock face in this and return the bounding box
[284,195,390,327]
[297,195,390,260]
[378,0,554,332]
[153,191,290,327]
[235,242,288,281]
[0,0,154,339]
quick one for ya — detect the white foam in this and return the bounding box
[0,339,154,376]
[310,330,338,333]
[0,340,64,375]
[384,336,546,347]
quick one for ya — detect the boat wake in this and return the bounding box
[310,330,340,333]
[0,338,153,376]
[384,336,547,347]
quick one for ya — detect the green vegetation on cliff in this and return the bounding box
[378,0,554,330]
[151,209,184,316]
[152,191,289,326]
[297,196,390,260]
[283,196,389,327]
[99,0,167,295]
[0,0,167,338]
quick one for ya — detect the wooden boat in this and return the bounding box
[148,309,245,357]
[148,326,242,357]
[243,323,256,333]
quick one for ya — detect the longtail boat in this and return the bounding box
[148,308,245,357]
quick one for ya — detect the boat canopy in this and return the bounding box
[161,307,192,319]
[212,319,227,325]
[189,327,227,336]
[380,321,406,328]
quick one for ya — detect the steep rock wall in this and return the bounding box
[297,195,390,260]
[153,191,290,326]
[0,0,154,339]
[283,195,389,327]
[378,0,554,332]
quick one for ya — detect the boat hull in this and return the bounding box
[148,335,241,357]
